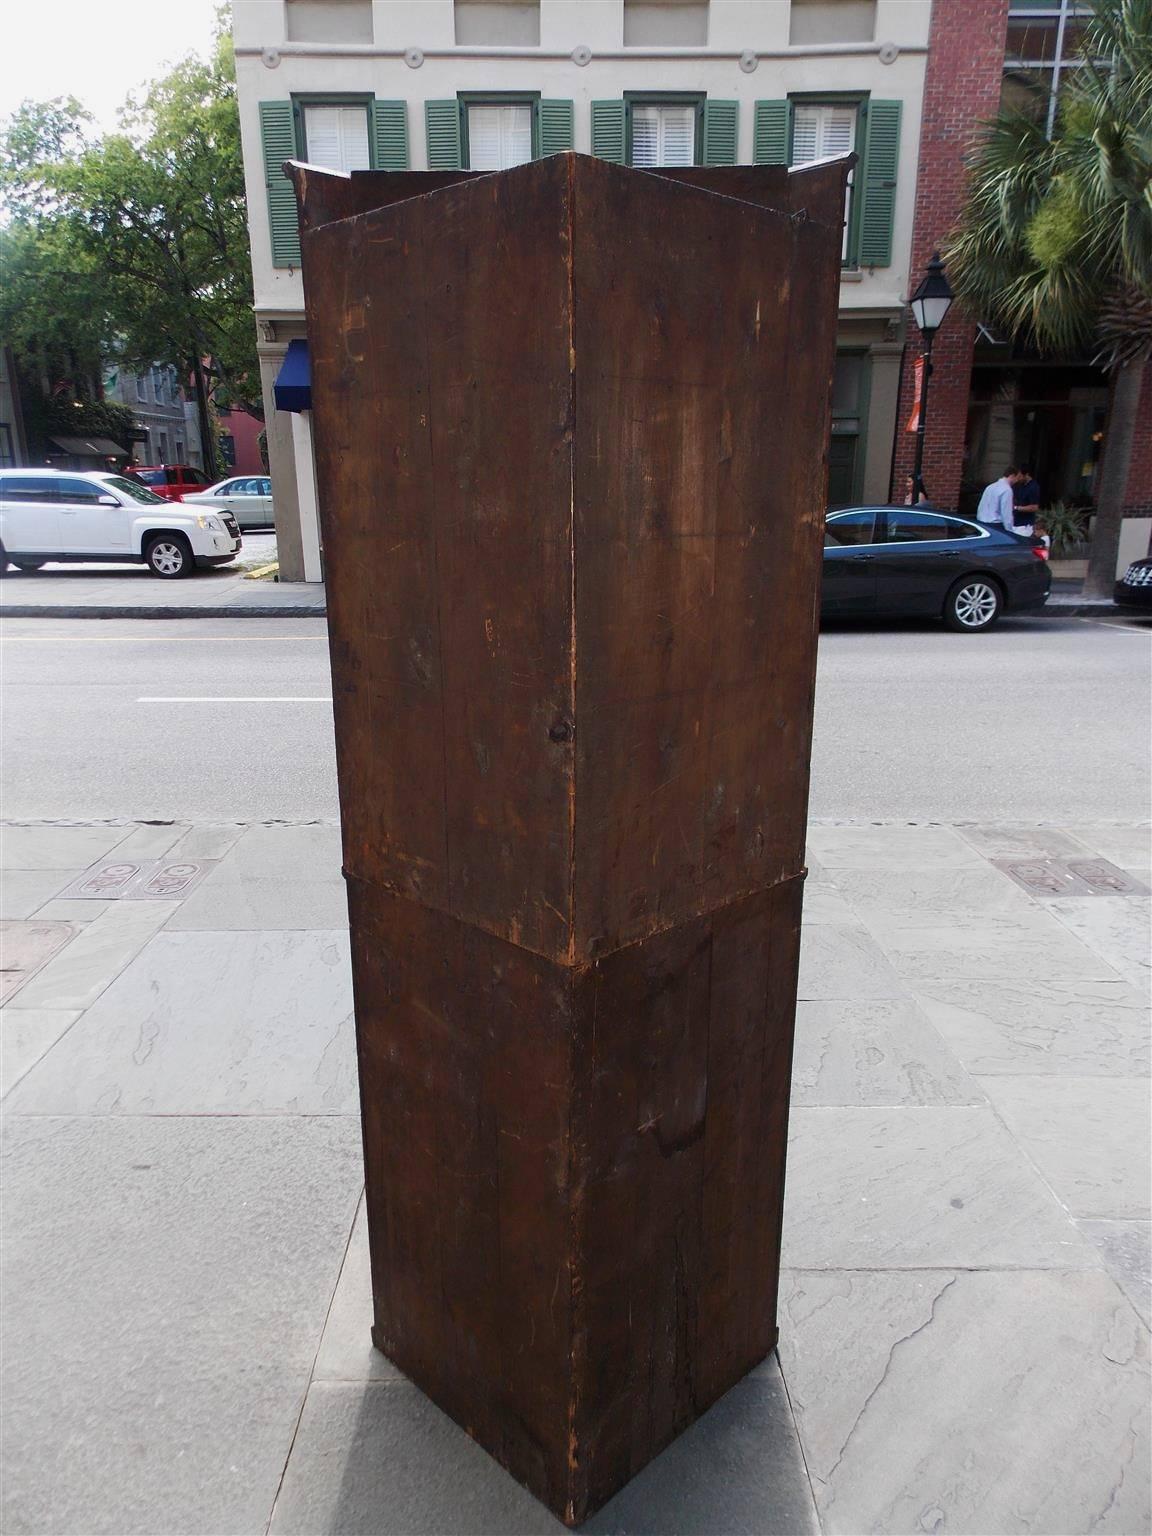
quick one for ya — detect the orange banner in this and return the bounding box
[905,356,923,433]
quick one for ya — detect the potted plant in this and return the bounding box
[1038,501,1091,579]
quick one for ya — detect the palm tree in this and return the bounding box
[947,0,1152,599]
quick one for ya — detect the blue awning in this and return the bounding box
[274,338,311,413]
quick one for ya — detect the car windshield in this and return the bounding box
[102,475,166,505]
[136,469,167,485]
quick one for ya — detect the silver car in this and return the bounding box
[183,475,274,531]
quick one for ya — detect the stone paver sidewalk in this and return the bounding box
[1,819,1148,1535]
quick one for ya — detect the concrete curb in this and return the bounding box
[1042,601,1138,617]
[0,601,1135,622]
[0,604,327,619]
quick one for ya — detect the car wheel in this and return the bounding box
[12,559,47,573]
[944,575,1002,632]
[145,534,193,579]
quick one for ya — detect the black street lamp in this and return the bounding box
[907,251,954,503]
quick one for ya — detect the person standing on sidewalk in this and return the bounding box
[1013,465,1042,533]
[904,473,930,505]
[976,467,1023,532]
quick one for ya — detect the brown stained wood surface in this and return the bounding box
[292,164,484,233]
[348,873,804,1524]
[569,166,841,955]
[293,154,848,1525]
[298,155,846,962]
[304,161,576,959]
[348,877,575,1509]
[569,877,805,1519]
[292,160,849,236]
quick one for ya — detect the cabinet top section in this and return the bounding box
[287,150,855,239]
[299,151,847,965]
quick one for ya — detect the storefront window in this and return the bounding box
[963,361,1108,515]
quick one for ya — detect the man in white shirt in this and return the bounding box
[976,468,1024,532]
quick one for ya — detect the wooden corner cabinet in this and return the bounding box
[291,151,849,1526]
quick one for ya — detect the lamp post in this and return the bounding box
[908,251,954,503]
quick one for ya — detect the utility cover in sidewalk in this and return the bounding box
[1066,860,1148,896]
[993,858,1146,899]
[58,859,217,902]
[0,920,74,1002]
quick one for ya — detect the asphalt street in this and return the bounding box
[0,612,1148,823]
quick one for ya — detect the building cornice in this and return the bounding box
[237,41,926,64]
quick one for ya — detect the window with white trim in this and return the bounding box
[791,102,857,163]
[631,102,696,167]
[303,104,371,173]
[791,102,858,258]
[466,103,533,171]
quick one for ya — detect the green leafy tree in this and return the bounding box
[0,218,112,402]
[0,15,259,480]
[947,0,1152,598]
[0,96,94,212]
[0,100,110,404]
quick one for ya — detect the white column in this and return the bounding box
[290,409,324,584]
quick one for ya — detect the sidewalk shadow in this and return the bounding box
[9,562,240,582]
[270,1363,817,1535]
[818,614,1053,634]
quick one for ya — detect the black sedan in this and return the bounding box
[823,506,1051,631]
[1115,558,1152,609]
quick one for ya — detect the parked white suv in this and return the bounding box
[0,469,242,579]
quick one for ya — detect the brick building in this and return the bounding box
[893,0,1152,571]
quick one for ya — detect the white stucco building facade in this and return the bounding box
[233,0,930,580]
[103,366,205,470]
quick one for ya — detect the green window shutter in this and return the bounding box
[425,99,463,169]
[371,100,409,169]
[858,99,902,267]
[591,100,627,164]
[259,100,300,268]
[702,100,738,166]
[753,100,791,165]
[538,99,575,156]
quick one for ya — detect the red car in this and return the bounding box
[131,464,213,501]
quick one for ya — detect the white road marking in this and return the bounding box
[1078,617,1152,636]
[138,696,333,703]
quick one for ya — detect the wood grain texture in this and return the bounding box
[348,878,575,1509]
[569,165,842,956]
[348,875,804,1524]
[567,876,804,1521]
[292,153,848,1524]
[292,164,483,233]
[303,159,575,959]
